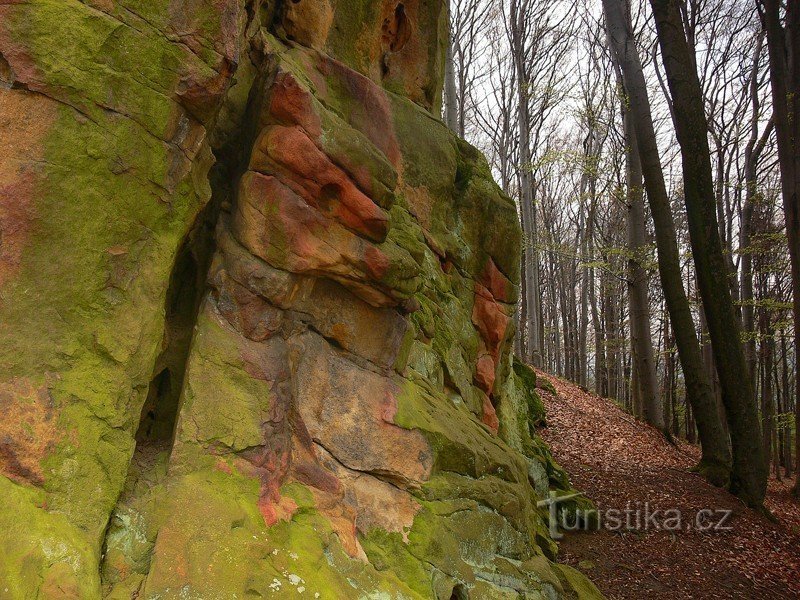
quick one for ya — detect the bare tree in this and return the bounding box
[649,0,768,506]
[444,31,460,133]
[759,0,799,496]
[603,0,732,479]
[615,63,664,430]
[740,32,774,382]
[453,0,795,488]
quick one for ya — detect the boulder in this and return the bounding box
[0,0,601,598]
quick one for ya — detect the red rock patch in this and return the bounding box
[252,124,389,241]
[472,282,511,362]
[0,378,59,486]
[480,257,512,303]
[269,70,323,137]
[0,89,56,290]
[474,353,496,395]
[481,393,499,434]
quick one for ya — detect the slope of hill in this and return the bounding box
[536,370,800,599]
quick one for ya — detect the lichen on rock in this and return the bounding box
[0,0,600,598]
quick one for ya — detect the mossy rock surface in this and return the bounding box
[0,0,601,597]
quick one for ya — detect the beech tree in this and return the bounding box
[603,0,731,477]
[445,0,492,137]
[508,0,544,366]
[618,73,663,431]
[649,0,768,506]
[759,0,800,497]
[504,0,575,366]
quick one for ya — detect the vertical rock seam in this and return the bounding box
[0,0,601,598]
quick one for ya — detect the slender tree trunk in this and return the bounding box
[605,270,619,400]
[603,0,730,483]
[517,249,528,358]
[510,2,543,367]
[776,356,785,479]
[579,205,591,387]
[741,34,772,382]
[579,264,589,387]
[559,262,572,379]
[631,357,641,416]
[549,250,563,376]
[761,0,800,498]
[621,107,664,429]
[668,324,680,435]
[663,310,676,433]
[759,307,775,472]
[579,165,599,387]
[781,331,793,478]
[591,261,604,395]
[587,170,600,391]
[444,32,459,134]
[699,309,728,440]
[568,262,580,381]
[619,325,627,405]
[713,140,741,307]
[686,402,697,444]
[649,0,767,506]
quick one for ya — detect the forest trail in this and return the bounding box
[537,370,800,599]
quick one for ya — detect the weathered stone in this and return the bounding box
[0,0,601,597]
[291,332,432,485]
[282,0,334,49]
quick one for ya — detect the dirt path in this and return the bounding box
[536,370,800,600]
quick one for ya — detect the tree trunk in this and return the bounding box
[591,259,604,395]
[781,331,793,478]
[605,269,619,400]
[741,34,772,382]
[444,32,459,134]
[622,107,664,430]
[510,1,543,367]
[516,247,528,358]
[578,191,592,387]
[759,308,775,473]
[761,0,800,498]
[649,0,767,507]
[603,0,730,483]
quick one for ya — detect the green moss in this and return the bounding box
[173,307,272,455]
[391,96,459,233]
[394,378,527,483]
[552,564,605,599]
[141,472,429,599]
[132,468,268,597]
[12,100,213,541]
[537,375,559,397]
[513,357,547,427]
[325,0,381,76]
[0,477,101,598]
[360,529,433,597]
[0,0,226,584]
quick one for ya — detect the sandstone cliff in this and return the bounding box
[0,1,600,597]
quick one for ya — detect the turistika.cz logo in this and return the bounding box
[537,492,734,540]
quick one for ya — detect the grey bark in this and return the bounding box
[603,0,731,481]
[649,0,767,507]
[760,0,800,498]
[621,105,664,430]
[510,0,543,366]
[444,33,459,134]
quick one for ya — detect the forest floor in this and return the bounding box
[536,370,800,600]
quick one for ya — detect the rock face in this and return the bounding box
[0,1,600,598]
